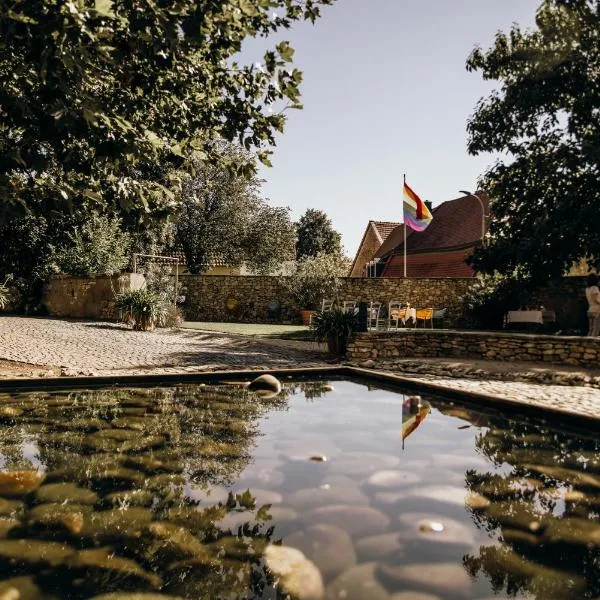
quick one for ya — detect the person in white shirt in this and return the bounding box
[585,273,600,336]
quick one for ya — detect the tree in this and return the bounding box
[466,0,600,280]
[0,0,334,223]
[51,212,131,277]
[174,145,295,274]
[295,208,342,259]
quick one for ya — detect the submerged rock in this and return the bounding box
[484,501,544,533]
[465,491,491,511]
[143,522,213,563]
[165,557,251,599]
[263,544,324,600]
[377,562,472,598]
[284,524,356,581]
[104,489,155,508]
[524,463,600,491]
[367,470,421,489]
[89,595,183,600]
[35,482,98,505]
[471,545,586,599]
[122,456,183,475]
[248,374,282,395]
[304,505,390,537]
[208,535,268,560]
[327,563,389,600]
[285,485,369,511]
[0,471,45,498]
[542,516,600,548]
[0,518,20,539]
[0,576,45,600]
[0,497,23,518]
[80,507,153,541]
[28,502,93,536]
[67,548,162,591]
[0,539,74,567]
[355,531,406,561]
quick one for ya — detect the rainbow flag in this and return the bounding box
[403,182,433,232]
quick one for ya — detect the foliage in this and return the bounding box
[310,307,357,353]
[115,288,168,331]
[461,272,531,329]
[244,204,296,274]
[295,209,343,260]
[51,212,131,277]
[0,0,333,223]
[139,261,185,328]
[466,0,600,280]
[286,252,345,310]
[0,274,13,310]
[174,145,295,274]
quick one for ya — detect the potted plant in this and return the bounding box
[286,253,345,325]
[311,307,357,354]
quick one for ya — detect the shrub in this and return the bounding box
[115,288,168,331]
[286,253,346,311]
[461,272,530,329]
[311,307,357,354]
[52,212,131,277]
[0,275,13,310]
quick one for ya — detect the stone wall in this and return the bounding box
[181,275,475,324]
[42,274,145,319]
[347,330,600,368]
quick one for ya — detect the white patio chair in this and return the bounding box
[388,301,405,330]
[342,301,358,315]
[367,301,383,331]
[321,299,334,312]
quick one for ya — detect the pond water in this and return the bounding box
[0,379,598,600]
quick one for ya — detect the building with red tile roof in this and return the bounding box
[348,220,402,277]
[350,193,490,278]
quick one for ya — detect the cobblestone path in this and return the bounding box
[0,316,330,375]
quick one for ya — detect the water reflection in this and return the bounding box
[439,405,600,599]
[0,381,597,599]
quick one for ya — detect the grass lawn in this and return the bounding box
[182,321,313,340]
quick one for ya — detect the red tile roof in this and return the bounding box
[383,193,490,256]
[372,221,402,241]
[383,249,475,278]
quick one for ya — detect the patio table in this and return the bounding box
[505,310,544,325]
[390,307,417,326]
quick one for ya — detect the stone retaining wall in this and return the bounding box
[347,330,600,368]
[42,274,145,319]
[181,275,474,324]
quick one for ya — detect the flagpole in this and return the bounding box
[403,174,407,278]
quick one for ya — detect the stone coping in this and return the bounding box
[0,366,598,430]
[361,329,600,343]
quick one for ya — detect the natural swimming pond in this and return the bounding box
[0,378,598,599]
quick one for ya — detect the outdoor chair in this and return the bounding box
[342,301,358,315]
[388,301,405,330]
[367,301,384,331]
[416,308,434,328]
[321,299,334,312]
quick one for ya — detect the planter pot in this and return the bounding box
[300,310,315,325]
[326,334,347,355]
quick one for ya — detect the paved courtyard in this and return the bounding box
[0,316,330,376]
[0,316,599,421]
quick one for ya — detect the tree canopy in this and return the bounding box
[466,0,600,280]
[174,145,295,274]
[295,208,342,260]
[0,0,333,223]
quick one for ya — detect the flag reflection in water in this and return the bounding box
[402,395,431,449]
